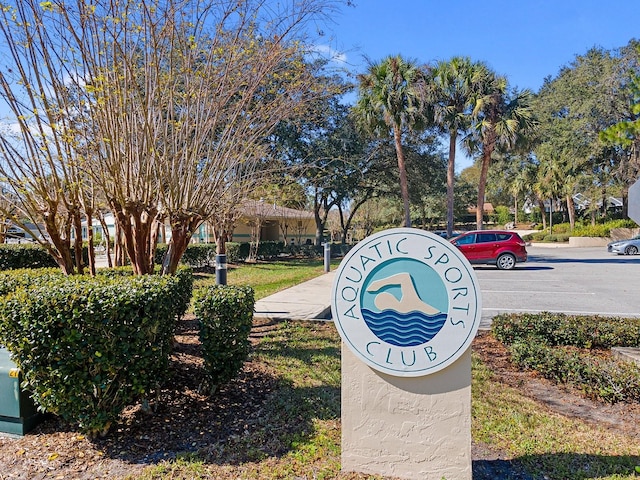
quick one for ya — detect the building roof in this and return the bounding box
[239,200,315,220]
[467,203,495,214]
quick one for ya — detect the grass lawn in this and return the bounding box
[192,258,342,300]
[133,320,640,479]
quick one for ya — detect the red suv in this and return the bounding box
[450,230,528,270]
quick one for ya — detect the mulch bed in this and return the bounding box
[1,320,638,479]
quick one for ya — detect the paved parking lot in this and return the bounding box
[477,245,640,329]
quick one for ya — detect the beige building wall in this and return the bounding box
[189,215,316,245]
[341,345,472,480]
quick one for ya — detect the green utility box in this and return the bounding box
[0,347,41,436]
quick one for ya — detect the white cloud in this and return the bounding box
[309,44,348,65]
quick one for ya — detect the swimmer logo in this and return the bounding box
[331,228,482,377]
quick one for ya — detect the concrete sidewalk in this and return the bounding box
[252,270,495,330]
[253,271,336,321]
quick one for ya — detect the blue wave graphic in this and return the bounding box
[362,308,447,347]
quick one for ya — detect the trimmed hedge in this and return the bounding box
[509,341,640,403]
[152,240,332,266]
[225,242,241,264]
[0,244,58,270]
[0,268,63,296]
[0,268,193,436]
[491,312,640,404]
[155,243,218,268]
[95,265,193,320]
[491,312,640,349]
[194,285,255,392]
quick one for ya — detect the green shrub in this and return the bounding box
[510,341,640,404]
[257,241,285,259]
[0,268,63,297]
[494,205,512,225]
[194,285,255,392]
[543,233,570,242]
[523,231,547,242]
[154,244,168,264]
[284,243,322,258]
[492,312,640,349]
[234,241,288,261]
[171,266,194,319]
[225,242,241,264]
[548,222,573,234]
[237,242,250,261]
[572,224,612,238]
[491,312,640,403]
[567,220,637,238]
[0,244,58,270]
[0,273,187,436]
[180,244,217,267]
[95,265,193,320]
[154,243,217,267]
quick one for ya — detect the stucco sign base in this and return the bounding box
[341,344,472,480]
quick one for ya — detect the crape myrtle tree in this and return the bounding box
[0,6,96,274]
[80,0,346,275]
[0,0,346,275]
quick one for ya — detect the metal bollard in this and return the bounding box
[216,254,227,285]
[323,242,331,273]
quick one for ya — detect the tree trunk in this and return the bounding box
[342,195,369,244]
[114,223,124,267]
[313,202,325,247]
[313,189,323,246]
[97,213,113,268]
[537,198,547,230]
[42,214,74,275]
[566,194,576,231]
[85,208,96,276]
[622,185,629,219]
[446,130,457,237]
[72,209,85,275]
[476,130,496,230]
[247,219,263,263]
[393,125,411,227]
[110,201,159,275]
[161,214,202,275]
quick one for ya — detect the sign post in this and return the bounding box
[629,178,640,224]
[332,228,481,480]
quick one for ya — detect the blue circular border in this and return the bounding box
[331,228,482,377]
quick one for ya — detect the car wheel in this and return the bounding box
[496,253,516,270]
[625,245,638,255]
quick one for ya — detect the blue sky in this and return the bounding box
[322,1,639,92]
[316,1,640,169]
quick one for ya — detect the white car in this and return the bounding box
[607,235,640,255]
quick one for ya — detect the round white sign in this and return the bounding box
[331,228,482,377]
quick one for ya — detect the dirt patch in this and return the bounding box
[0,320,638,479]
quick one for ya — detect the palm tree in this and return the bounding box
[508,159,537,226]
[427,57,485,237]
[353,55,425,227]
[535,150,566,233]
[470,70,536,229]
